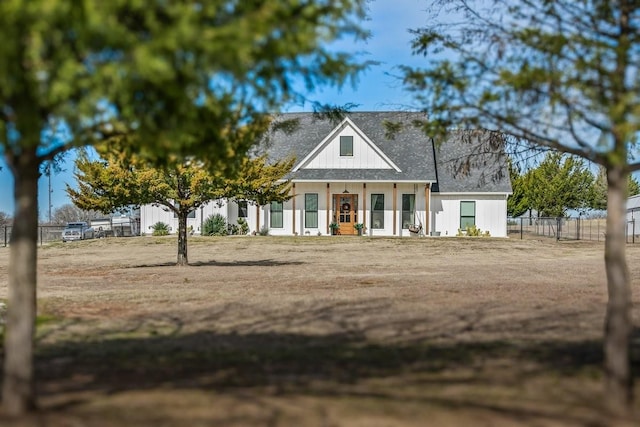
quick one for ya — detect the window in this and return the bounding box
[305,193,318,228]
[460,201,476,229]
[270,201,283,228]
[174,210,196,218]
[340,135,353,156]
[402,194,415,229]
[238,201,248,218]
[371,194,384,229]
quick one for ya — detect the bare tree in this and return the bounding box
[51,204,102,225]
[0,211,10,227]
[402,0,640,415]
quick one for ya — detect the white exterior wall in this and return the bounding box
[282,183,329,236]
[431,194,508,237]
[365,183,392,236]
[266,197,294,236]
[366,183,427,237]
[272,182,429,237]
[140,199,284,236]
[628,213,637,237]
[627,195,640,236]
[140,201,228,235]
[140,189,508,238]
[303,127,393,170]
[395,183,428,237]
[226,200,253,233]
[267,182,356,236]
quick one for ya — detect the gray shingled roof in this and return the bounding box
[261,112,511,194]
[434,129,512,193]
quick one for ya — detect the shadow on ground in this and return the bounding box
[1,304,639,426]
[130,259,305,268]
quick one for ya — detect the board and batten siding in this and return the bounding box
[140,201,228,235]
[140,189,507,237]
[431,194,508,237]
[279,183,330,236]
[269,182,428,237]
[364,183,427,237]
[302,127,393,170]
[626,195,640,237]
[265,197,294,236]
[270,182,358,236]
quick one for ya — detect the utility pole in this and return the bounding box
[47,162,53,224]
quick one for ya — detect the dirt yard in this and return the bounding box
[0,235,639,426]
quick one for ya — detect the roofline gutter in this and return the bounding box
[289,179,436,184]
[435,191,513,196]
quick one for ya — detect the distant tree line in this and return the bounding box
[0,211,10,227]
[47,204,103,225]
[508,152,640,218]
[1,205,119,226]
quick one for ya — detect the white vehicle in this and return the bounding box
[62,222,95,242]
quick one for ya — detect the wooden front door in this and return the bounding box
[334,194,357,235]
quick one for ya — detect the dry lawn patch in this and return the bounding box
[0,235,639,426]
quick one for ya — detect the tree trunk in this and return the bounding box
[177,211,188,266]
[256,205,260,234]
[604,165,632,414]
[2,151,39,415]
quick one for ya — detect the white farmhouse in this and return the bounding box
[140,112,512,237]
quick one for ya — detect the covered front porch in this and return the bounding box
[264,181,433,237]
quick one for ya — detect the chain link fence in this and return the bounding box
[508,217,638,243]
[2,219,638,245]
[1,225,65,247]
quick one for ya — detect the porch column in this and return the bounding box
[425,183,431,235]
[326,183,330,235]
[363,183,367,233]
[393,183,397,236]
[292,183,296,235]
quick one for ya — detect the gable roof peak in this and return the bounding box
[293,115,401,172]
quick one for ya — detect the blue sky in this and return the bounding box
[0,0,428,218]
